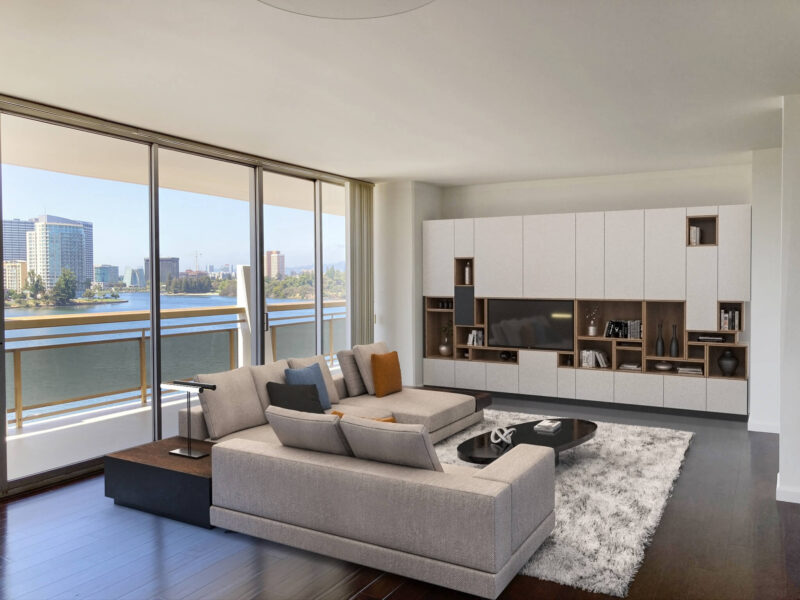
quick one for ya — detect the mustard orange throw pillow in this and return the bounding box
[331,410,396,423]
[371,351,403,397]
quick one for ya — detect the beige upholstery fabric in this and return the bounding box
[336,349,367,397]
[265,405,351,456]
[211,438,512,572]
[215,423,280,445]
[249,360,289,412]
[287,355,340,404]
[340,416,443,471]
[429,411,484,444]
[352,341,388,395]
[178,405,210,441]
[333,374,348,400]
[475,444,556,552]
[339,387,474,433]
[324,404,393,420]
[196,367,265,440]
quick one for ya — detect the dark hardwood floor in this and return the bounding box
[2,396,799,600]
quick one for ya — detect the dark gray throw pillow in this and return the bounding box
[266,382,324,414]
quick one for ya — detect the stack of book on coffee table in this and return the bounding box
[534,420,562,434]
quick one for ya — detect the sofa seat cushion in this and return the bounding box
[249,360,289,411]
[338,388,475,433]
[325,404,393,420]
[197,367,266,440]
[287,355,340,404]
[214,423,280,445]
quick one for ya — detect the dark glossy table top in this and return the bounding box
[456,419,597,464]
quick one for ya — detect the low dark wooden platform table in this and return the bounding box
[457,418,597,465]
[105,436,213,528]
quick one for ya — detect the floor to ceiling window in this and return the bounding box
[262,170,317,360]
[1,114,152,480]
[157,149,253,407]
[321,182,348,362]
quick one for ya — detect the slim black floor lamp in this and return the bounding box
[161,380,216,459]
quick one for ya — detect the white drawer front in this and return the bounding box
[557,368,576,399]
[486,362,519,394]
[663,376,706,411]
[707,378,748,415]
[423,358,455,388]
[614,372,663,407]
[455,361,486,391]
[518,351,557,396]
[575,369,614,403]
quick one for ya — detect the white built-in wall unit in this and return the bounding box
[422,205,751,416]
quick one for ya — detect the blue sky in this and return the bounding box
[1,165,345,272]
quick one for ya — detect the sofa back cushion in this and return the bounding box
[266,405,352,456]
[284,362,331,410]
[266,382,324,414]
[196,367,265,440]
[339,415,443,472]
[249,359,289,411]
[352,341,388,395]
[371,351,403,397]
[287,355,340,404]
[336,349,366,397]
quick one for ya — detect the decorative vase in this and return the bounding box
[464,260,472,285]
[438,335,452,357]
[655,323,665,357]
[718,349,739,377]
[587,321,599,337]
[670,324,679,357]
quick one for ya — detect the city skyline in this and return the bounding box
[1,164,346,273]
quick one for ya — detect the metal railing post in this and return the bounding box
[328,317,334,366]
[139,330,148,405]
[228,329,236,370]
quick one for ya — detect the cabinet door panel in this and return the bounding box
[575,369,614,402]
[422,220,454,297]
[557,368,576,399]
[645,208,686,300]
[518,351,557,396]
[664,376,706,411]
[614,372,663,407]
[718,205,751,301]
[605,210,644,299]
[454,218,474,258]
[423,359,455,388]
[474,217,523,298]
[576,212,605,298]
[523,213,576,298]
[707,378,748,415]
[486,363,519,394]
[686,246,717,330]
[455,361,486,391]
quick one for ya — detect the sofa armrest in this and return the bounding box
[178,405,210,441]
[473,444,555,551]
[333,374,348,400]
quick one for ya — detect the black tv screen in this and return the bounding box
[487,299,574,351]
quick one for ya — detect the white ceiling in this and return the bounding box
[0,0,798,186]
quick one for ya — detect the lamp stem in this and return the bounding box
[187,390,192,455]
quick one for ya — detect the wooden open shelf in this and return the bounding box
[454,258,473,286]
[644,301,685,358]
[719,301,744,332]
[424,298,453,359]
[687,215,718,246]
[558,352,575,367]
[707,344,748,379]
[471,348,518,364]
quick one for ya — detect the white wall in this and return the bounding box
[778,96,800,504]
[749,149,782,434]
[441,165,751,218]
[374,182,442,385]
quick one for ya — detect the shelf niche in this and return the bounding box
[707,345,747,379]
[576,299,643,339]
[425,299,453,359]
[687,215,718,246]
[454,258,474,286]
[645,301,685,358]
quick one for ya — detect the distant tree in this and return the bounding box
[217,279,237,297]
[52,269,78,305]
[110,290,120,299]
[25,272,45,298]
[83,287,95,300]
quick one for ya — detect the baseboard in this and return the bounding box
[747,419,780,434]
[776,474,800,504]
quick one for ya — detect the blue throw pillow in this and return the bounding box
[284,362,331,410]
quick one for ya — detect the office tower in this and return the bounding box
[123,267,145,287]
[144,257,180,284]
[32,215,93,285]
[264,250,285,279]
[3,260,27,293]
[3,219,35,261]
[94,264,119,287]
[26,216,87,291]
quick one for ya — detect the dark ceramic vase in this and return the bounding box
[670,324,679,357]
[655,323,665,357]
[718,349,739,377]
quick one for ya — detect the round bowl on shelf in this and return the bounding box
[654,361,674,371]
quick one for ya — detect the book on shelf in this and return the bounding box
[618,362,641,371]
[720,309,741,331]
[581,349,609,368]
[689,225,701,246]
[677,366,703,375]
[467,329,484,346]
[603,319,641,339]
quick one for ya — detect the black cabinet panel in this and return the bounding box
[455,286,474,326]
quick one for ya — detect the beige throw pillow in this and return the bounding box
[249,359,289,412]
[196,367,265,440]
[266,405,352,456]
[352,341,388,396]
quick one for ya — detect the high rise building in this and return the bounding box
[26,217,87,291]
[264,250,285,279]
[33,215,93,286]
[3,260,27,293]
[3,218,35,261]
[123,267,145,287]
[94,264,119,287]
[143,257,180,284]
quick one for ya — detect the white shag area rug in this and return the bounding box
[434,409,693,597]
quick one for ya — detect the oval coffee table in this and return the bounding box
[456,419,597,465]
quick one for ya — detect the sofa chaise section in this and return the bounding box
[210,439,555,599]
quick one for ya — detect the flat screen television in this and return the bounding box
[487,299,574,351]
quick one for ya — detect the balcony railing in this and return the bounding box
[5,300,346,428]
